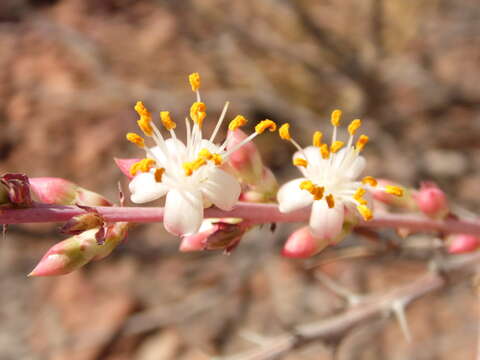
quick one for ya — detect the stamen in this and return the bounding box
[255,119,277,134]
[190,102,207,128]
[385,185,404,197]
[355,135,369,152]
[160,111,176,130]
[362,176,378,187]
[209,101,229,142]
[320,144,330,159]
[154,168,165,182]
[126,132,145,148]
[228,115,248,131]
[134,101,153,136]
[129,158,156,176]
[293,158,308,167]
[353,187,368,205]
[198,148,213,160]
[183,162,193,176]
[313,131,323,147]
[325,194,335,208]
[331,109,342,127]
[330,140,345,153]
[211,153,223,165]
[279,123,291,140]
[357,204,373,221]
[299,180,324,200]
[188,72,201,92]
[348,119,362,135]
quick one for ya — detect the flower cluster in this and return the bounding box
[125,73,276,236]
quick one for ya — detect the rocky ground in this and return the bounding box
[0,0,479,359]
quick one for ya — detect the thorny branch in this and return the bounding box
[219,252,480,360]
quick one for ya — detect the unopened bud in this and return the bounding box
[283,220,355,259]
[282,226,329,258]
[114,158,141,179]
[447,234,480,254]
[29,222,129,276]
[29,177,112,206]
[179,218,247,253]
[414,182,448,219]
[225,129,263,185]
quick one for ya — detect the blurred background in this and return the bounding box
[1,0,480,359]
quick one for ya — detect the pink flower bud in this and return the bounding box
[29,177,112,206]
[29,222,129,276]
[414,182,448,219]
[179,218,248,253]
[30,177,78,205]
[225,130,263,185]
[447,234,480,254]
[114,158,141,179]
[282,226,329,258]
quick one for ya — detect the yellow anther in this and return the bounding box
[135,101,153,136]
[331,109,342,127]
[139,158,156,172]
[357,204,373,221]
[160,111,176,130]
[189,72,201,92]
[137,117,153,136]
[183,162,193,176]
[385,185,404,197]
[320,143,330,159]
[126,132,145,148]
[191,158,207,171]
[362,176,378,187]
[353,187,368,205]
[190,102,207,127]
[134,101,150,117]
[154,168,165,182]
[348,119,362,135]
[293,158,308,167]
[228,115,248,131]
[330,140,345,153]
[198,148,213,160]
[279,123,291,140]
[211,153,223,166]
[325,194,335,208]
[355,135,369,152]
[129,158,155,176]
[299,180,324,200]
[300,180,314,192]
[255,119,277,134]
[353,187,366,200]
[313,131,323,147]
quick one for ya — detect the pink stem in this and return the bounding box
[1,202,480,236]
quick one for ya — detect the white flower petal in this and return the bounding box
[345,155,366,180]
[309,199,345,240]
[129,172,168,204]
[150,138,187,165]
[277,178,314,213]
[201,169,241,211]
[164,189,203,236]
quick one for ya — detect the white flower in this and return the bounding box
[277,110,403,241]
[126,73,276,236]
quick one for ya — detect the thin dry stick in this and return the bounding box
[219,252,480,360]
